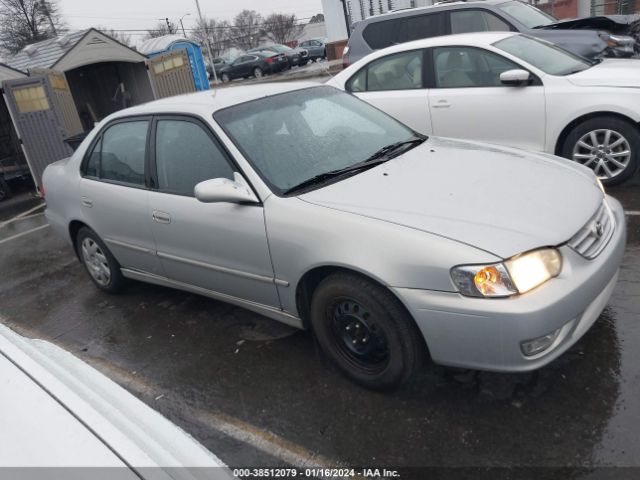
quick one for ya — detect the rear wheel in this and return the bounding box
[76,227,124,293]
[0,177,11,202]
[310,272,425,390]
[253,67,263,79]
[561,116,640,186]
[221,73,230,83]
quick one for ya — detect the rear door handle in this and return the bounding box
[432,100,451,109]
[152,210,171,224]
[81,197,93,208]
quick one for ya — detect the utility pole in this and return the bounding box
[194,0,218,84]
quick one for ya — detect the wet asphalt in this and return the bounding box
[0,176,639,479]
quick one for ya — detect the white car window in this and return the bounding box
[350,50,423,93]
[434,47,520,88]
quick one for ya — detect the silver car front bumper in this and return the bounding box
[394,195,626,372]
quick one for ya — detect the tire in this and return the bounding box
[253,67,263,79]
[221,73,230,83]
[310,272,425,390]
[0,177,11,202]
[561,115,640,186]
[76,227,124,293]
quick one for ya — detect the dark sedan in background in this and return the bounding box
[219,51,288,83]
[249,44,309,68]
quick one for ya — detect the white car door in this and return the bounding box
[428,46,546,151]
[146,116,280,309]
[350,49,433,135]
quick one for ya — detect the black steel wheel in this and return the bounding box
[310,272,425,390]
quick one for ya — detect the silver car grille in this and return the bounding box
[568,201,615,260]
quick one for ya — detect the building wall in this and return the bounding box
[345,0,433,23]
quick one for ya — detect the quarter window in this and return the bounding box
[433,47,521,88]
[94,121,148,185]
[450,10,510,33]
[154,119,234,196]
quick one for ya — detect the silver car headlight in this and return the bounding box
[602,33,636,50]
[451,248,562,298]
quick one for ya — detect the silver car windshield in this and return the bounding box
[215,87,417,194]
[494,35,592,75]
[498,1,556,28]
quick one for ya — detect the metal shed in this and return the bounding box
[3,29,198,192]
[139,35,208,92]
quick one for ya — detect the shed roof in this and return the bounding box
[138,35,194,55]
[7,29,146,73]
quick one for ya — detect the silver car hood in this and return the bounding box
[567,59,640,87]
[300,138,602,259]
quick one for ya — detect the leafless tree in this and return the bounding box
[262,13,303,45]
[96,26,133,47]
[190,17,231,57]
[0,0,65,55]
[230,10,263,51]
[145,20,178,40]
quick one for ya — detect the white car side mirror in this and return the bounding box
[500,69,531,86]
[194,173,259,204]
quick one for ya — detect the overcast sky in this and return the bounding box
[58,0,324,39]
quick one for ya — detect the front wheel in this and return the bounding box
[76,227,124,293]
[310,272,425,390]
[561,116,639,186]
[253,67,263,79]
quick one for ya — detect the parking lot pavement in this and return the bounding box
[0,181,639,477]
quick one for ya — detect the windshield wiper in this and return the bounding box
[363,136,426,163]
[283,136,426,195]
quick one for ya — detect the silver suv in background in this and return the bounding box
[342,0,635,67]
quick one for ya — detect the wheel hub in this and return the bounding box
[331,299,389,368]
[572,129,631,180]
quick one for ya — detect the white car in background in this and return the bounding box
[329,32,640,185]
[0,323,232,479]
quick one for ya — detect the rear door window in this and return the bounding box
[347,50,424,92]
[86,120,148,185]
[405,13,446,42]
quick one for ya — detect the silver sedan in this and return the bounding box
[43,83,625,389]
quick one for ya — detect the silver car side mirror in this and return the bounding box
[500,69,531,86]
[194,173,259,204]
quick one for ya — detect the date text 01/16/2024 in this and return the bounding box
[232,468,401,478]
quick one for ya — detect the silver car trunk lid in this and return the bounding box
[300,137,602,259]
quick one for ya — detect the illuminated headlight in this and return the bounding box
[451,248,562,298]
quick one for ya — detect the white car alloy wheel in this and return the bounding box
[572,129,631,181]
[81,237,111,286]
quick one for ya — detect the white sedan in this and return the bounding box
[329,32,640,185]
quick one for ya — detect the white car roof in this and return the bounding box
[113,81,323,120]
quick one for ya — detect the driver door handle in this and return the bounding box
[432,100,451,109]
[152,210,171,224]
